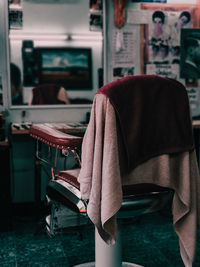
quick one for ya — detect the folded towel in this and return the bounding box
[98,75,195,171]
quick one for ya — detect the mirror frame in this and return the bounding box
[5,0,105,113]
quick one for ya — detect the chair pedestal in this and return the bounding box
[73,227,143,267]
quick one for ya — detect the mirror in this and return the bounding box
[9,0,103,106]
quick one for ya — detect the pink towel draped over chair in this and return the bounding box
[78,76,200,267]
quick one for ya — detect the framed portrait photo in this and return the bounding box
[140,3,198,74]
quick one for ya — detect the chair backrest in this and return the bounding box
[29,84,70,105]
[97,74,194,171]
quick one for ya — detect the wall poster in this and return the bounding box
[140,3,200,117]
[141,4,198,77]
[180,28,200,79]
[89,0,103,31]
[112,28,137,80]
[9,0,23,30]
[146,63,179,79]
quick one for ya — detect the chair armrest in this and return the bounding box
[29,124,83,150]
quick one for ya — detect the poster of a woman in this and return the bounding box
[147,9,192,64]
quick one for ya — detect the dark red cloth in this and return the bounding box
[31,84,65,105]
[98,75,195,172]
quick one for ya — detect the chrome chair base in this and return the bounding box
[74,262,143,267]
[73,228,144,267]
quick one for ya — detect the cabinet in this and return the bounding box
[0,140,12,229]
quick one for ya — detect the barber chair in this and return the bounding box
[30,123,171,267]
[29,84,70,105]
[29,75,198,267]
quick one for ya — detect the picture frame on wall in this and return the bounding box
[89,13,102,31]
[9,10,23,29]
[113,67,134,80]
[89,0,103,32]
[141,3,198,75]
[90,0,102,11]
[9,0,23,29]
[9,0,22,9]
[180,28,200,78]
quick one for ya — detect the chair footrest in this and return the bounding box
[45,202,88,237]
[47,178,86,214]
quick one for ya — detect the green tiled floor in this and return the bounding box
[0,211,199,267]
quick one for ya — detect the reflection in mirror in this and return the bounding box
[9,0,103,106]
[10,63,23,105]
[29,84,71,105]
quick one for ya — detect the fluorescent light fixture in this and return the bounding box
[72,33,103,41]
[9,32,103,41]
[9,33,68,41]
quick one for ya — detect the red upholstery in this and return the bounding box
[29,124,82,150]
[55,169,81,189]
